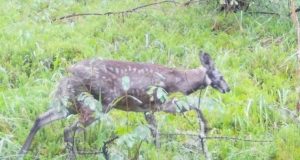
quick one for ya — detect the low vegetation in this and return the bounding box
[0,0,299,159]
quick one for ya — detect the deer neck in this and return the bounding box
[169,67,208,94]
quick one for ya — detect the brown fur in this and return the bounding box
[65,59,208,112]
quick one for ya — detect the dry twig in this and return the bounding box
[195,108,211,160]
[54,0,179,21]
[53,0,290,22]
[160,132,273,143]
[195,90,211,160]
[246,11,280,16]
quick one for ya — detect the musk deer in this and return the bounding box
[19,51,230,159]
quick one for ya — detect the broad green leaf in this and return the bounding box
[156,87,168,103]
[122,76,130,91]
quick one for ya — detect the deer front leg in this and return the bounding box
[64,121,94,160]
[159,99,211,159]
[144,112,160,147]
[159,99,209,132]
[64,121,80,159]
[19,108,69,156]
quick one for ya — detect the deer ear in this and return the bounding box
[199,51,214,69]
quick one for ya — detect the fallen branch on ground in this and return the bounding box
[74,132,272,157]
[54,0,179,21]
[53,0,290,22]
[246,11,280,16]
[160,132,273,143]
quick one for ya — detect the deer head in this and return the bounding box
[200,51,230,93]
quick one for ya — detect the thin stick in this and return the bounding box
[196,90,209,159]
[54,0,289,22]
[246,11,280,16]
[55,0,179,21]
[159,132,273,143]
[195,108,211,160]
[195,90,211,160]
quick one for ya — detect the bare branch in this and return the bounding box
[246,11,280,16]
[75,132,272,157]
[160,132,273,143]
[54,0,179,21]
[53,0,288,22]
[194,108,211,160]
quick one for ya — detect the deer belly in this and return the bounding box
[114,105,152,112]
[113,96,157,112]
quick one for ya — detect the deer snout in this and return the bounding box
[219,80,230,93]
[214,81,230,93]
[222,87,230,93]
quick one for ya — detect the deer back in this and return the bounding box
[67,59,185,111]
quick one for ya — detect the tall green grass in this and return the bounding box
[0,0,299,159]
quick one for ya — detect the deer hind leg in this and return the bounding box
[19,108,69,155]
[64,121,80,159]
[64,117,96,160]
[64,95,108,159]
[64,109,114,160]
[63,93,100,159]
[144,112,160,147]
